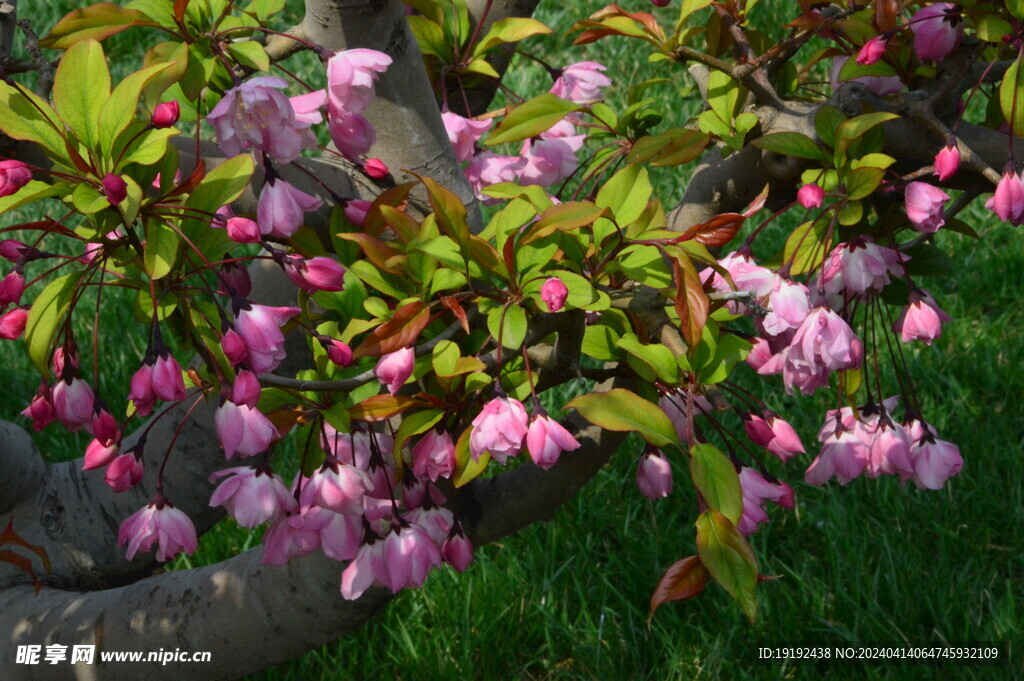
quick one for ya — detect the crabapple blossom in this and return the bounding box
[224,216,261,244]
[934,144,960,181]
[441,528,474,571]
[541,277,569,312]
[910,2,963,62]
[894,291,952,344]
[820,238,905,300]
[469,396,529,463]
[314,508,363,562]
[636,450,672,499]
[284,255,346,293]
[411,429,456,482]
[83,435,119,471]
[525,413,581,470]
[326,49,392,114]
[339,536,385,600]
[327,110,377,158]
[262,512,323,566]
[105,453,144,492]
[907,423,963,490]
[299,460,373,515]
[0,307,27,339]
[151,351,187,402]
[321,337,353,368]
[549,62,611,103]
[760,277,810,338]
[0,159,32,197]
[52,376,95,431]
[0,269,25,305]
[233,303,300,373]
[231,369,261,409]
[737,467,794,536]
[0,238,28,262]
[441,111,493,162]
[118,498,198,562]
[221,329,248,366]
[518,121,585,187]
[151,100,180,128]
[856,35,887,65]
[363,158,388,179]
[464,152,526,201]
[206,77,315,163]
[375,346,415,395]
[343,199,372,227]
[256,178,323,239]
[985,169,1024,225]
[905,182,949,232]
[21,383,55,431]
[209,466,295,527]
[214,399,278,459]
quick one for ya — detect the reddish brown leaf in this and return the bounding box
[0,550,43,594]
[440,295,470,333]
[266,408,300,440]
[379,205,420,243]
[502,231,517,278]
[741,184,770,217]
[349,394,419,421]
[673,254,710,348]
[649,556,710,621]
[336,232,397,269]
[364,182,416,236]
[875,0,899,32]
[683,213,745,247]
[166,159,206,198]
[1,519,51,573]
[173,0,190,24]
[352,301,430,359]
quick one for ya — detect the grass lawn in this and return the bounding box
[1,1,1020,679]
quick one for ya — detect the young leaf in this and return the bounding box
[689,443,742,524]
[25,272,84,375]
[695,510,758,623]
[566,388,679,447]
[648,556,710,621]
[486,94,578,146]
[40,3,149,49]
[52,39,112,151]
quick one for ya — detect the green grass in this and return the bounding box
[1,1,1021,680]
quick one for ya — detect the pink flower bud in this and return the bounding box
[933,144,960,181]
[151,100,180,128]
[118,499,198,562]
[650,0,671,6]
[218,262,252,298]
[412,429,456,482]
[441,530,474,571]
[91,408,121,444]
[905,181,949,232]
[105,453,144,492]
[127,363,156,417]
[343,199,372,228]
[234,304,300,373]
[856,35,887,65]
[0,307,28,339]
[328,109,377,158]
[797,183,824,208]
[894,290,951,345]
[102,173,128,205]
[215,399,278,459]
[300,460,373,515]
[910,3,963,62]
[83,437,120,470]
[284,255,346,293]
[526,413,581,470]
[152,352,187,402]
[469,396,529,464]
[737,467,792,535]
[256,178,323,239]
[323,338,353,368]
[0,239,28,262]
[374,347,415,395]
[540,277,569,312]
[224,217,261,244]
[21,383,55,431]
[364,158,389,179]
[985,169,1024,226]
[221,328,248,366]
[52,377,96,432]
[764,414,805,461]
[232,369,262,409]
[0,159,32,198]
[0,270,25,306]
[637,450,672,499]
[743,414,776,448]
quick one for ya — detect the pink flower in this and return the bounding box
[743,413,776,448]
[761,277,810,338]
[152,351,187,402]
[856,35,888,65]
[206,76,316,163]
[805,423,868,485]
[339,536,386,599]
[328,110,377,158]
[985,169,1024,226]
[864,415,913,480]
[221,328,248,366]
[637,450,673,499]
[441,111,493,162]
[214,399,278,458]
[343,199,372,227]
[224,217,261,244]
[0,159,32,197]
[526,413,581,470]
[820,238,905,299]
[233,303,300,373]
[289,89,326,126]
[550,61,611,103]
[441,528,474,571]
[469,396,529,463]
[412,429,456,482]
[127,364,155,417]
[284,255,346,293]
[256,178,323,239]
[326,49,392,115]
[0,307,27,339]
[105,453,144,492]
[363,158,388,179]
[541,277,569,312]
[52,377,95,431]
[118,499,198,562]
[0,239,29,262]
[0,269,24,306]
[375,347,415,395]
[314,507,362,561]
[933,144,960,181]
[737,467,793,536]
[518,121,585,188]
[701,252,775,314]
[299,460,373,515]
[797,183,824,208]
[209,466,295,527]
[380,524,442,592]
[905,181,949,232]
[907,423,962,490]
[101,174,127,205]
[151,100,180,128]
[894,290,951,344]
[406,506,453,545]
[231,369,261,409]
[21,383,55,431]
[764,414,805,461]
[910,3,963,62]
[464,152,526,201]
[83,436,119,470]
[782,307,862,395]
[321,337,353,368]
[261,511,323,566]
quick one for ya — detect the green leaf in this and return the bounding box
[408,15,450,59]
[696,510,758,623]
[844,166,885,200]
[182,155,255,235]
[71,182,110,214]
[486,94,578,146]
[1007,0,1024,19]
[976,14,1014,41]
[25,272,83,375]
[115,126,178,168]
[813,105,845,149]
[0,181,66,215]
[751,132,825,161]
[617,334,680,384]
[0,82,67,158]
[431,340,460,377]
[522,201,610,244]
[247,0,287,21]
[779,219,830,276]
[834,112,898,164]
[99,62,175,159]
[582,324,621,361]
[595,163,652,229]
[487,304,527,350]
[453,427,490,487]
[903,242,953,277]
[227,41,271,73]
[52,40,111,151]
[40,3,149,49]
[1000,57,1024,138]
[144,221,179,279]
[393,409,445,462]
[706,69,741,124]
[689,443,742,524]
[627,128,710,167]
[566,388,679,447]
[473,17,552,56]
